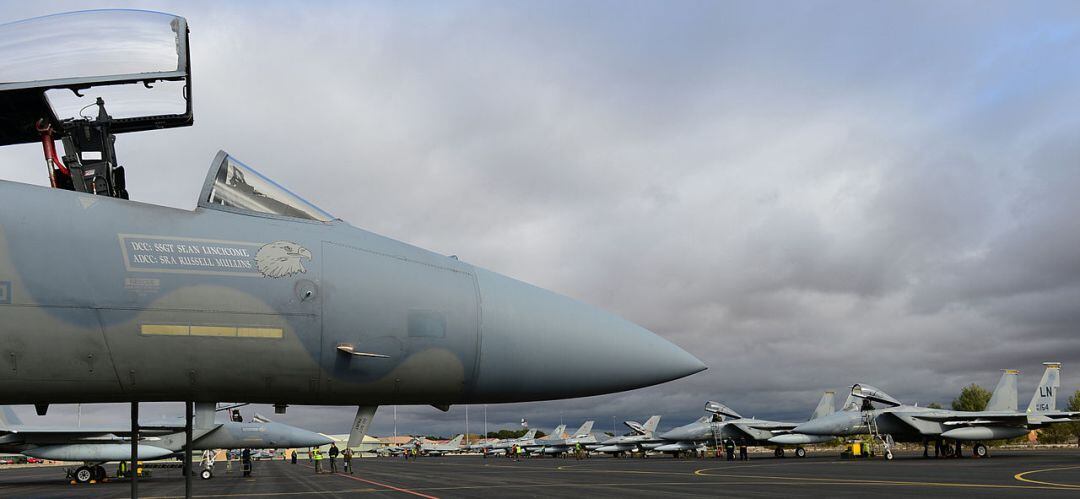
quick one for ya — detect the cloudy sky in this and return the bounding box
[3,0,1080,437]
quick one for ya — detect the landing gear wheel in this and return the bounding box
[795,447,806,458]
[774,448,785,458]
[974,444,988,458]
[885,450,894,460]
[75,466,93,484]
[942,444,954,458]
[200,468,213,480]
[94,465,107,481]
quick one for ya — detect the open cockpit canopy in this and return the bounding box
[199,152,335,222]
[0,9,192,145]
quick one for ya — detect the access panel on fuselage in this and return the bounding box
[320,241,480,404]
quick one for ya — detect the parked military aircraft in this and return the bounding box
[533,421,596,455]
[794,363,1080,459]
[418,434,464,456]
[0,404,330,483]
[518,425,567,454]
[595,416,664,456]
[657,393,837,458]
[475,429,537,455]
[0,10,703,411]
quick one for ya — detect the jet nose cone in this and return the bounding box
[470,268,706,402]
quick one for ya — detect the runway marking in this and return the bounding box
[334,472,440,498]
[692,468,1077,490]
[302,462,439,498]
[1014,465,1080,489]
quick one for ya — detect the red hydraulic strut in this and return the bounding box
[35,119,70,188]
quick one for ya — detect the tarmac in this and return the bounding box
[1,448,1080,498]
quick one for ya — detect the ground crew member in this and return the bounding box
[241,448,252,477]
[575,443,584,460]
[291,449,298,464]
[725,439,736,461]
[343,447,353,474]
[739,444,748,461]
[312,447,323,473]
[329,443,339,473]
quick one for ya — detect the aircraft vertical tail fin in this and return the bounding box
[550,424,566,438]
[986,369,1019,412]
[574,421,594,437]
[1027,363,1061,414]
[810,391,836,420]
[449,434,464,446]
[642,415,661,434]
[0,406,23,427]
[522,429,537,440]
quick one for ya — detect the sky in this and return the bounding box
[3,0,1080,437]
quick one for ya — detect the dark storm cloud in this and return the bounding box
[3,1,1080,435]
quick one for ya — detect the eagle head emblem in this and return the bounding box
[256,241,312,278]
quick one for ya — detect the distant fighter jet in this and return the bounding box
[418,434,465,456]
[487,429,541,455]
[794,363,1080,459]
[657,393,837,458]
[595,416,665,456]
[0,10,704,416]
[536,421,604,455]
[0,403,330,483]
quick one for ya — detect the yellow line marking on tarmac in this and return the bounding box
[692,468,1075,491]
[1014,465,1080,489]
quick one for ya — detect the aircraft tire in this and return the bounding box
[201,468,213,480]
[94,465,107,481]
[75,466,93,484]
[973,444,988,458]
[774,448,784,458]
[795,447,806,458]
[885,450,894,460]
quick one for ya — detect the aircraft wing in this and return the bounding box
[729,423,778,442]
[0,425,179,437]
[908,411,1030,426]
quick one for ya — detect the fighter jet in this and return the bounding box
[594,416,664,456]
[0,10,704,415]
[536,421,603,456]
[794,363,1080,459]
[0,403,330,483]
[519,424,568,454]
[657,394,837,458]
[417,434,464,456]
[488,429,539,455]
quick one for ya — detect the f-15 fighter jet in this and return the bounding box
[794,363,1080,459]
[0,404,330,483]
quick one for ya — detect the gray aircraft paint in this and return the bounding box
[795,364,1079,443]
[986,370,1019,412]
[0,153,704,406]
[0,403,330,461]
[0,10,705,410]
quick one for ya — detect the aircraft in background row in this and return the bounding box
[0,403,330,483]
[657,393,837,458]
[595,416,665,456]
[795,363,1080,459]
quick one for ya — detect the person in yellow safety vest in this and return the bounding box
[312,447,324,474]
